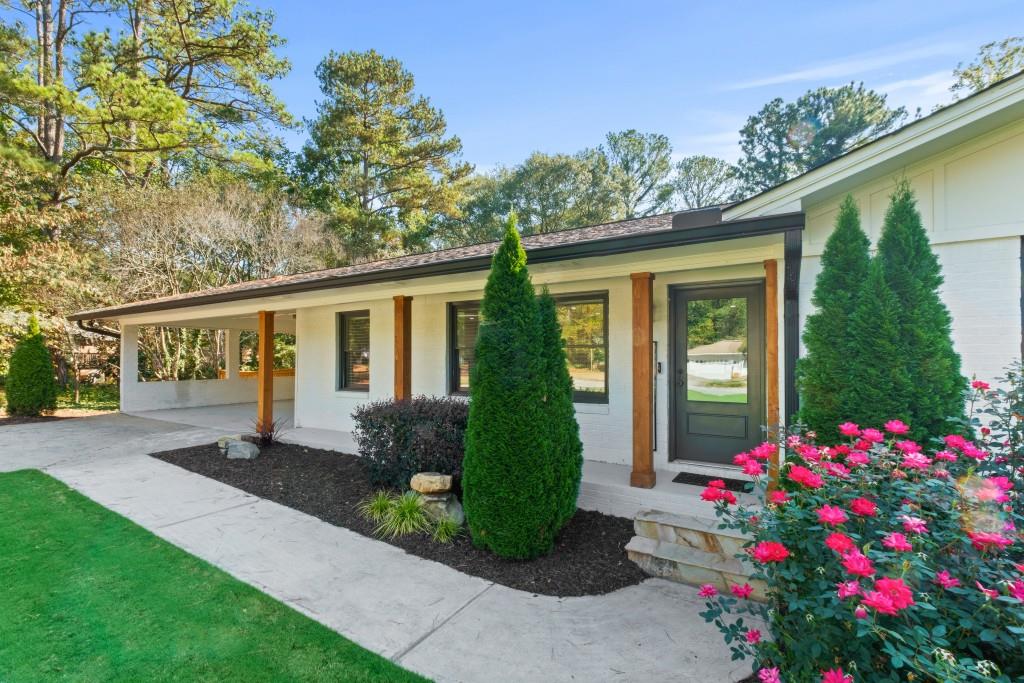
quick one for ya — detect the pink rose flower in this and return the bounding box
[698,583,718,598]
[825,532,855,554]
[900,452,932,470]
[933,449,957,462]
[787,465,824,489]
[894,440,921,454]
[730,583,754,599]
[854,606,868,619]
[944,434,968,450]
[752,541,790,563]
[849,498,877,517]
[742,459,765,476]
[1008,579,1024,602]
[708,479,726,489]
[821,667,854,683]
[745,628,761,644]
[874,577,914,611]
[842,549,875,577]
[976,581,998,599]
[961,443,987,460]
[768,490,790,505]
[967,531,1013,551]
[838,422,861,437]
[816,505,849,526]
[884,419,910,434]
[934,570,960,589]
[883,532,913,552]
[900,515,928,534]
[861,428,885,443]
[846,451,870,467]
[971,379,990,390]
[758,667,781,683]
[836,580,860,599]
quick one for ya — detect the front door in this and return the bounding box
[671,283,764,465]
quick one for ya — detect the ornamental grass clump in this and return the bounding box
[698,406,1024,682]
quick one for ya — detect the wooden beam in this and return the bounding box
[256,310,274,431]
[630,272,656,488]
[394,295,413,401]
[764,260,781,488]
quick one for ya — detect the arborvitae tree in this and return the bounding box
[841,260,913,429]
[462,215,555,559]
[797,195,871,438]
[876,180,965,439]
[537,289,583,529]
[5,315,57,416]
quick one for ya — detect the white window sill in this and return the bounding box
[574,403,610,415]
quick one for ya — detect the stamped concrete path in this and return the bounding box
[0,414,752,682]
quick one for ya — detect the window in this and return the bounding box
[446,293,608,403]
[555,294,608,403]
[448,302,480,395]
[338,311,370,391]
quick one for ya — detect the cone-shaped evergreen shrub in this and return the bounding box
[841,260,913,429]
[797,195,870,437]
[462,215,555,559]
[875,180,965,439]
[537,289,583,529]
[6,314,57,416]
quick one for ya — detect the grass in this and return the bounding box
[55,383,120,411]
[686,389,746,403]
[0,470,427,683]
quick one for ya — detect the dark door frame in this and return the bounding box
[667,278,767,465]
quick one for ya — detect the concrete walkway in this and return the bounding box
[0,414,754,682]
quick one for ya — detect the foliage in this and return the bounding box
[351,396,469,491]
[875,180,965,439]
[673,155,740,209]
[968,364,1024,516]
[697,416,1024,682]
[250,416,288,446]
[295,49,472,261]
[798,195,872,434]
[737,83,906,193]
[432,516,462,544]
[357,490,395,524]
[462,215,554,559]
[55,383,119,411]
[537,290,583,529]
[601,129,675,217]
[5,314,57,416]
[952,37,1024,99]
[372,491,431,539]
[0,470,425,682]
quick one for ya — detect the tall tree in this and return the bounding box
[951,37,1024,98]
[875,180,965,439]
[601,129,674,217]
[295,49,471,262]
[796,195,871,438]
[672,155,739,209]
[0,0,291,210]
[737,84,905,193]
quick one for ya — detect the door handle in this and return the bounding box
[676,368,686,387]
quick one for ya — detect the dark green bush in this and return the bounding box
[5,315,57,416]
[351,395,468,491]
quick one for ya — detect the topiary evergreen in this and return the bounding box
[6,314,57,416]
[875,180,965,439]
[537,289,583,529]
[841,259,913,429]
[797,194,871,438]
[462,215,555,559]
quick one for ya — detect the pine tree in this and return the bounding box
[841,260,913,429]
[797,195,871,439]
[6,314,57,416]
[537,289,583,529]
[875,181,965,439]
[462,215,555,559]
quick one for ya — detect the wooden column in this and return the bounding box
[630,272,656,488]
[764,260,781,488]
[394,295,413,401]
[256,310,274,430]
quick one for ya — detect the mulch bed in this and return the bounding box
[151,442,647,597]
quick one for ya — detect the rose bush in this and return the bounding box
[698,393,1024,682]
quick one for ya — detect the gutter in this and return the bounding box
[69,211,804,321]
[76,319,121,339]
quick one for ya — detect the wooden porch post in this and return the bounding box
[394,295,413,400]
[630,272,656,488]
[257,310,274,430]
[764,260,781,488]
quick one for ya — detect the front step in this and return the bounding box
[627,509,767,601]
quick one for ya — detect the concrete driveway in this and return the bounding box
[0,413,755,682]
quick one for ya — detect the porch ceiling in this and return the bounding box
[126,310,297,334]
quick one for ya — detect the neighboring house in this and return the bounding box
[71,72,1024,515]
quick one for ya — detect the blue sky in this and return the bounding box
[261,0,1023,170]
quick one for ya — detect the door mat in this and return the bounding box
[671,471,749,493]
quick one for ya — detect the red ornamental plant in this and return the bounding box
[698,418,1024,682]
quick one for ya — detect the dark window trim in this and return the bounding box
[553,291,609,404]
[447,300,480,396]
[337,309,370,392]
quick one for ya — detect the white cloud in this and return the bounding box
[874,70,955,113]
[725,42,965,90]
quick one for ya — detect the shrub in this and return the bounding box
[968,364,1024,517]
[374,491,430,539]
[432,516,461,544]
[463,215,555,559]
[537,289,583,529]
[351,395,468,491]
[798,194,871,435]
[5,315,57,416]
[698,418,1023,682]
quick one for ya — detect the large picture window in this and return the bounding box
[446,293,608,403]
[338,311,370,391]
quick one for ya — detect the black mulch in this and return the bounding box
[671,470,748,493]
[150,442,647,597]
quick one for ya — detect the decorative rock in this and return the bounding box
[421,492,464,525]
[410,472,453,494]
[217,435,243,452]
[225,439,260,460]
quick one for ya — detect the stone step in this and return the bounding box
[634,509,750,561]
[626,535,768,601]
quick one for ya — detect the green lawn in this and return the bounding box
[686,389,746,403]
[0,470,426,683]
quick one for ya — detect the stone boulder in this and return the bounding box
[225,439,260,460]
[217,435,243,453]
[421,492,464,525]
[410,472,452,494]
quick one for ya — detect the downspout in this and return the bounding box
[76,319,121,339]
[783,229,803,424]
